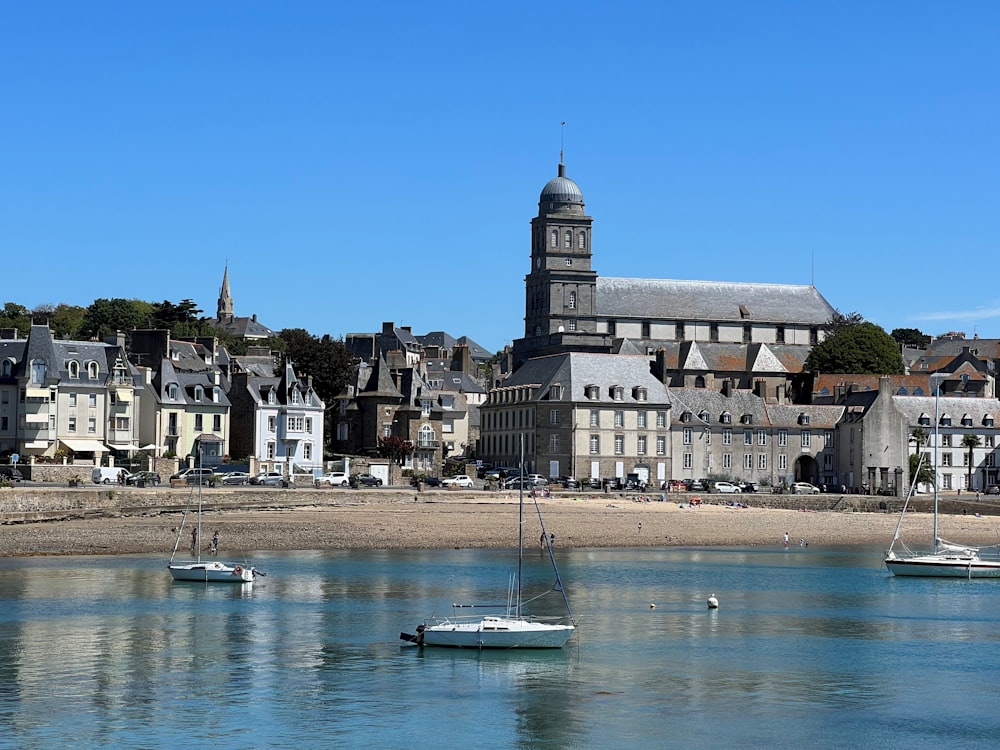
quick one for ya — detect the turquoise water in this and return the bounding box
[2,546,999,749]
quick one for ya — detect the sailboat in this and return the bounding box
[885,420,1000,578]
[400,438,576,648]
[168,446,257,583]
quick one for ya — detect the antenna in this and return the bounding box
[560,121,566,164]
[811,249,814,286]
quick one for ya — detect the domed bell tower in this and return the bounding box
[524,161,598,339]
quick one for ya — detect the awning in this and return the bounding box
[24,412,49,423]
[25,387,50,399]
[196,434,224,443]
[24,441,50,449]
[60,439,110,453]
[114,390,133,402]
[107,443,139,451]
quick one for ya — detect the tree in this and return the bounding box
[961,434,981,492]
[823,310,865,336]
[891,327,931,349]
[909,451,934,488]
[376,435,414,466]
[0,302,31,337]
[40,303,87,339]
[804,322,904,374]
[80,298,152,339]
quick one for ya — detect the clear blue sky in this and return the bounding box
[4,2,999,352]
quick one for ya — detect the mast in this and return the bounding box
[932,376,941,553]
[197,438,203,564]
[517,433,524,618]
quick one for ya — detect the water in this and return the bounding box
[2,545,999,749]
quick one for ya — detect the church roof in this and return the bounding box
[596,278,835,324]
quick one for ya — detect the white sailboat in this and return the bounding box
[401,438,576,648]
[168,446,257,584]
[885,383,1000,578]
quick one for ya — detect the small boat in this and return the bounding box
[401,437,575,648]
[885,410,1000,578]
[168,445,257,584]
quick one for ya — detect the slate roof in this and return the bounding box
[207,315,274,339]
[596,278,835,324]
[500,353,670,405]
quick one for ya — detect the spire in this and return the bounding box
[217,265,234,320]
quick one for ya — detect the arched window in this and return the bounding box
[213,387,220,403]
[419,424,435,448]
[30,359,46,384]
[268,389,276,404]
[167,384,178,400]
[292,389,301,404]
[87,361,99,379]
[564,230,572,248]
[568,291,576,309]
[695,375,706,388]
[194,386,204,402]
[0,360,10,377]
[550,230,558,248]
[67,360,80,379]
[578,232,586,249]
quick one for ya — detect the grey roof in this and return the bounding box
[668,388,770,425]
[502,353,669,405]
[540,174,584,204]
[893,395,999,425]
[207,315,274,339]
[596,278,835,324]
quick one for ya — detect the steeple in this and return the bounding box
[217,266,234,320]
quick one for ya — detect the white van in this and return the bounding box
[92,467,130,485]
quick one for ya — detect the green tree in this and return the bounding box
[909,451,934,488]
[891,327,931,349]
[0,302,31,336]
[823,310,865,336]
[80,298,152,339]
[961,434,981,492]
[804,322,904,374]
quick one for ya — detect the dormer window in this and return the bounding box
[87,361,99,379]
[798,413,810,426]
[721,412,732,424]
[268,389,277,405]
[585,385,600,400]
[194,386,204,402]
[213,387,220,403]
[681,411,692,423]
[292,389,301,404]
[741,414,753,425]
[167,384,178,400]
[0,360,10,377]
[30,359,46,385]
[918,414,930,426]
[699,410,710,423]
[633,387,647,402]
[961,414,973,427]
[985,415,995,427]
[67,360,80,379]
[611,386,624,401]
[940,414,952,426]
[550,384,563,400]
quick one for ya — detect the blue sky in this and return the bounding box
[4,2,999,352]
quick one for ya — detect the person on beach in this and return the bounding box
[211,531,219,555]
[190,527,198,552]
[540,532,547,548]
[783,532,790,547]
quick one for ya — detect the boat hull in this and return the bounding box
[414,616,574,649]
[885,554,1000,578]
[169,561,255,583]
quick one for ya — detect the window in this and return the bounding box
[305,417,313,433]
[744,429,752,446]
[550,409,559,425]
[801,430,811,448]
[549,434,559,452]
[681,411,692,423]
[641,321,651,337]
[304,443,313,461]
[567,319,577,331]
[723,428,732,445]
[612,386,624,401]
[635,388,647,402]
[809,327,818,345]
[194,386,203,402]
[266,442,276,460]
[550,384,563,400]
[568,291,576,309]
[824,430,834,448]
[213,415,221,431]
[68,361,79,379]
[683,453,693,469]
[564,230,572,248]
[778,454,787,470]
[656,436,666,455]
[268,416,276,432]
[195,414,203,431]
[115,417,129,431]
[268,390,276,405]
[87,361,99,379]
[69,393,77,407]
[657,411,667,428]
[710,323,719,342]
[675,322,685,340]
[637,435,647,455]
[0,416,6,431]
[290,416,305,431]
[743,323,752,343]
[941,434,952,447]
[68,416,77,432]
[565,257,573,267]
[590,410,599,427]
[638,412,647,428]
[31,359,46,384]
[89,393,97,408]
[758,454,767,469]
[167,384,178,400]
[776,326,786,344]
[589,435,600,454]
[683,428,692,445]
[614,435,624,455]
[744,454,753,469]
[291,389,301,404]
[614,410,624,427]
[704,429,711,445]
[586,386,600,400]
[578,232,586,249]
[722,453,732,469]
[758,430,767,446]
[88,417,96,433]
[721,412,732,424]
[986,435,995,448]
[941,452,952,467]
[941,415,952,426]
[778,430,788,447]
[550,229,558,247]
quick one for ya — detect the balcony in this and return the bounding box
[416,438,440,449]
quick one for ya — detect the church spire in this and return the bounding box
[217,265,234,320]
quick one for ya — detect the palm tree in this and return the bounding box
[961,433,982,493]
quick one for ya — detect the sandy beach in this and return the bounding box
[1,493,997,557]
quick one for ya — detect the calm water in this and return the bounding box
[2,545,999,749]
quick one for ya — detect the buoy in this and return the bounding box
[707,594,719,609]
[649,603,656,609]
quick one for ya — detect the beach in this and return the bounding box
[1,492,995,557]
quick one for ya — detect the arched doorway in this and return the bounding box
[794,455,819,485]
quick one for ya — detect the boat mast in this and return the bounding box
[517,433,524,619]
[933,375,941,553]
[197,438,203,564]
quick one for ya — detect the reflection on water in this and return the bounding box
[2,547,1000,748]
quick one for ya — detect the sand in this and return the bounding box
[1,493,996,557]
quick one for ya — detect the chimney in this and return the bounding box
[753,379,766,398]
[721,379,733,398]
[654,348,669,384]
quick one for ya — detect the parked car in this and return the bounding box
[527,474,549,487]
[792,482,821,495]
[220,471,250,486]
[0,466,24,482]
[987,485,1000,495]
[171,468,214,485]
[740,482,759,493]
[504,477,536,491]
[126,471,160,486]
[475,464,496,479]
[352,473,383,487]
[714,481,742,494]
[560,476,581,489]
[684,479,706,491]
[442,474,474,488]
[93,466,131,484]
[316,472,350,487]
[251,471,286,487]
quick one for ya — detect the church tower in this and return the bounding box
[524,160,598,338]
[217,266,234,321]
